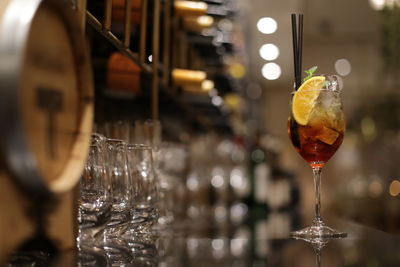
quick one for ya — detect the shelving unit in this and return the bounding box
[83,0,162,121]
[76,0,242,135]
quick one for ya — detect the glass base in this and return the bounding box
[291,223,347,239]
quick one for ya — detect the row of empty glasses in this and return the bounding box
[78,132,158,251]
[95,120,162,147]
[93,120,188,229]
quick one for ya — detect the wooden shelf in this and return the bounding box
[86,11,153,74]
[83,0,232,134]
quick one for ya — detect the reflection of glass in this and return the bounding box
[294,236,333,267]
[288,75,347,238]
[127,232,158,266]
[77,245,108,266]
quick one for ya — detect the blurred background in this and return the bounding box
[2,0,400,265]
[88,0,400,235]
[242,0,400,232]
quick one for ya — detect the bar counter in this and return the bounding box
[5,216,400,266]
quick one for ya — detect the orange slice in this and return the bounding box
[292,76,325,125]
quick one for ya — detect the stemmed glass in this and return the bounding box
[288,75,346,238]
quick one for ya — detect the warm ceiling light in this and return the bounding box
[369,0,386,10]
[335,58,351,76]
[261,63,281,80]
[257,17,278,34]
[259,43,279,61]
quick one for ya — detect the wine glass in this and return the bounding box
[288,75,346,238]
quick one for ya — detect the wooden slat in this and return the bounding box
[123,0,131,47]
[152,0,161,120]
[162,0,171,86]
[84,1,213,130]
[86,11,152,73]
[139,0,148,63]
[180,30,188,67]
[76,0,87,31]
[103,0,112,30]
[170,14,180,93]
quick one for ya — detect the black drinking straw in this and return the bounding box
[298,14,303,85]
[291,14,304,90]
[291,14,299,90]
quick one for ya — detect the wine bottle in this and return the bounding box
[182,15,214,32]
[172,68,207,87]
[251,218,270,265]
[106,52,142,95]
[245,133,271,220]
[112,0,142,26]
[268,168,299,211]
[174,0,208,16]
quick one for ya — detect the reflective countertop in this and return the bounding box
[6,217,400,266]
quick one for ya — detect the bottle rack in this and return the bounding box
[77,0,219,131]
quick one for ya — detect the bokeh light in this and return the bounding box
[212,95,223,106]
[257,17,278,34]
[369,0,386,10]
[335,58,352,76]
[389,180,400,197]
[368,181,383,198]
[246,83,262,100]
[261,63,281,80]
[259,43,280,61]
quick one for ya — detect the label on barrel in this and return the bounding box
[20,6,79,185]
[36,87,64,159]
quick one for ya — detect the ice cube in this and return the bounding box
[319,92,334,108]
[316,126,339,145]
[325,75,342,92]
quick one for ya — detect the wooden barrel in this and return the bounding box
[0,0,94,196]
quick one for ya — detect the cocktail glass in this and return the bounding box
[288,74,346,238]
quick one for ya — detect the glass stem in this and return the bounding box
[312,166,323,226]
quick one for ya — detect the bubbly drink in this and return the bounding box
[288,89,345,167]
[288,74,347,238]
